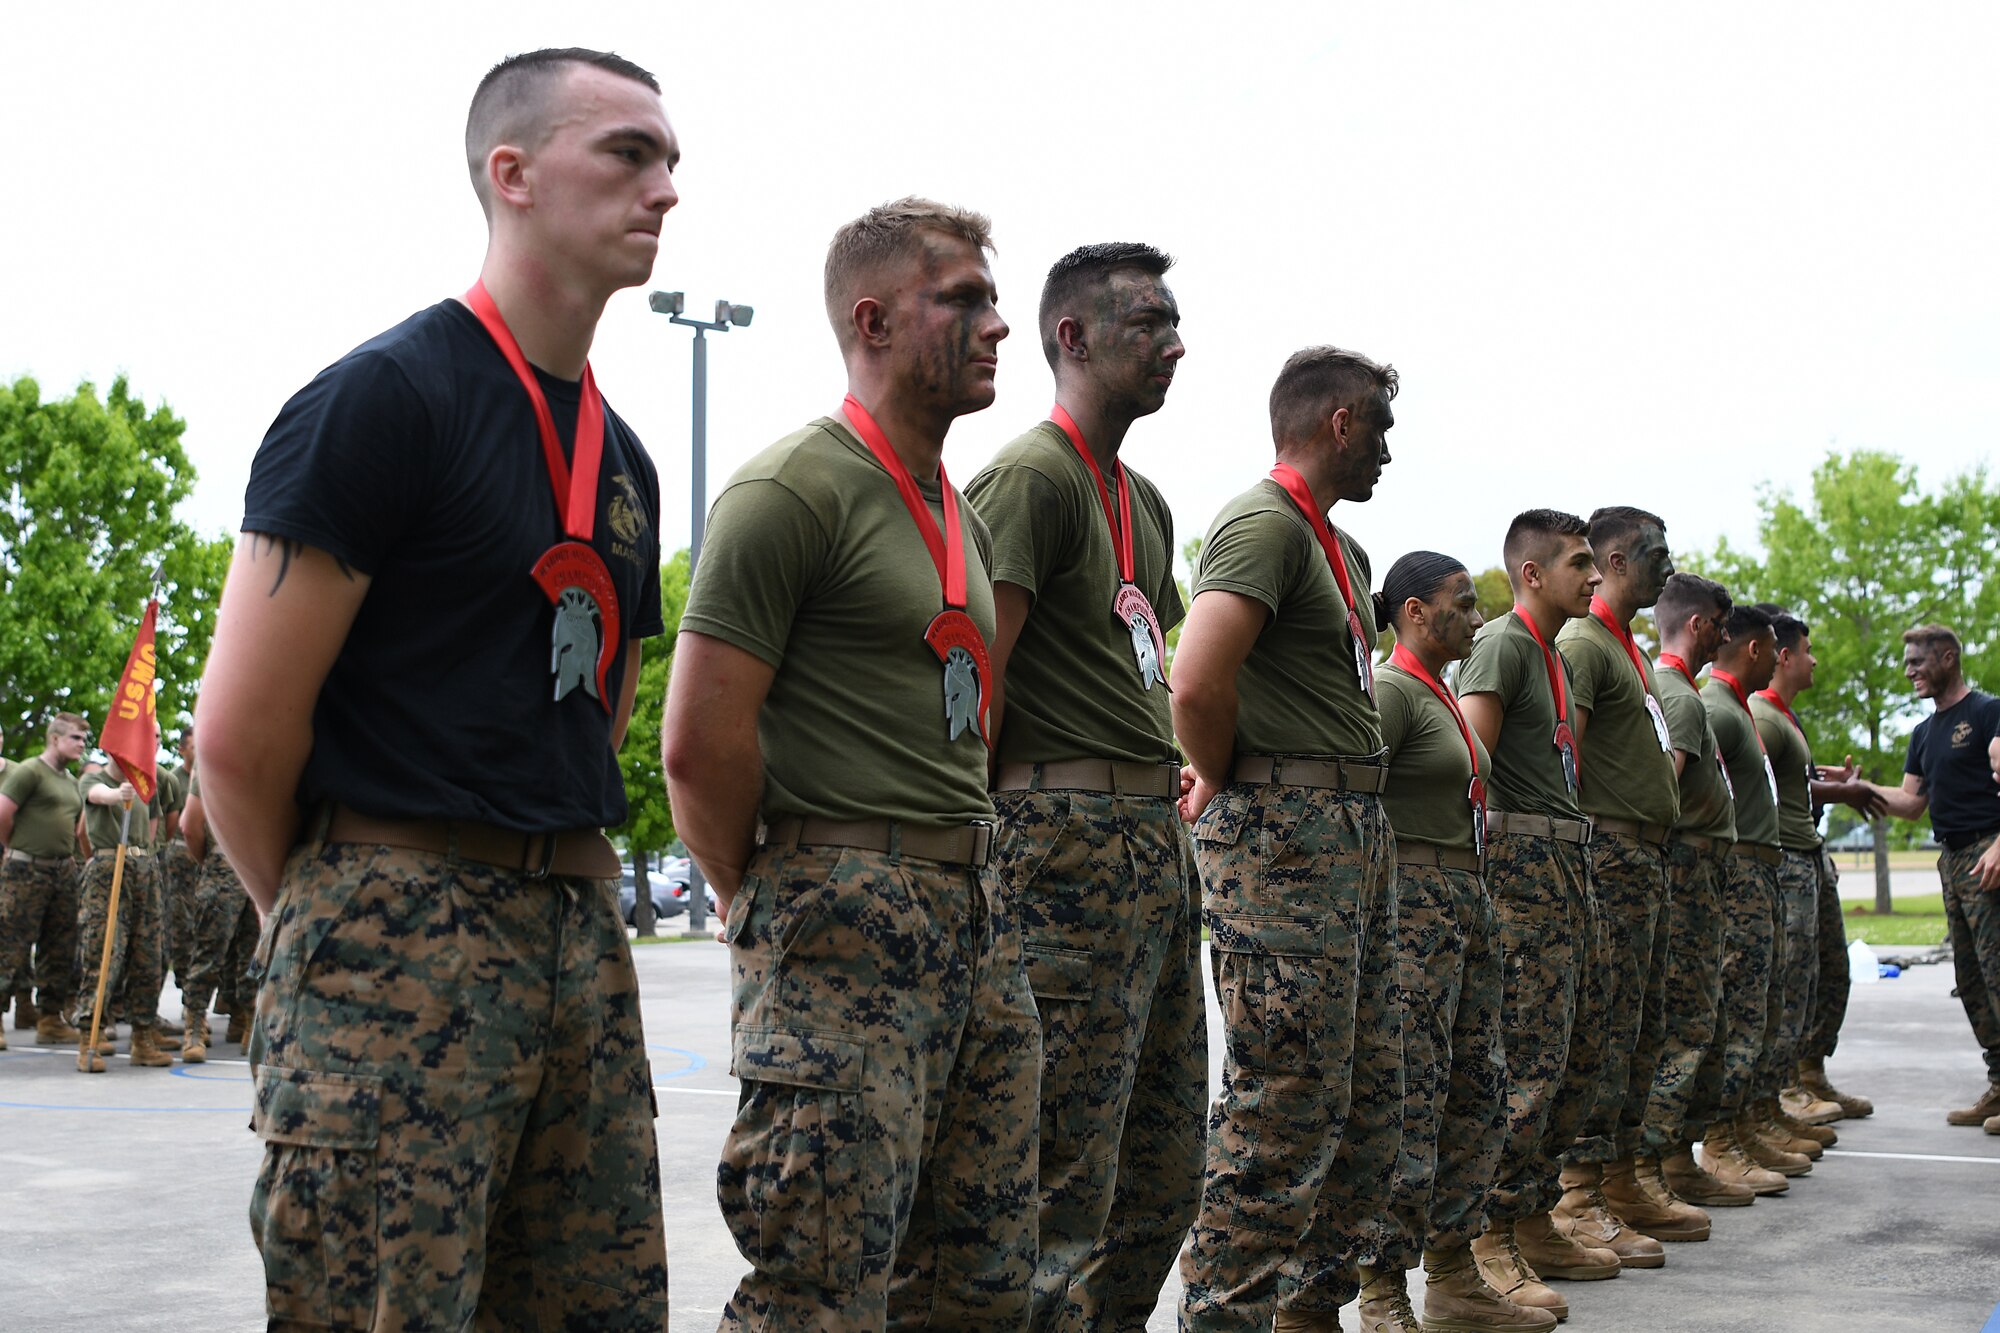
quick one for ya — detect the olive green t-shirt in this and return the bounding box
[1655,663,1735,841]
[1378,662,1491,849]
[964,422,1182,764]
[1454,611,1583,820]
[1555,615,1680,826]
[1,758,83,859]
[81,770,159,852]
[680,416,998,830]
[1752,693,1821,851]
[1193,478,1382,760]
[1703,679,1781,848]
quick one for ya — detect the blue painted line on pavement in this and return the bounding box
[0,1098,244,1113]
[646,1044,708,1081]
[1982,1300,2000,1333]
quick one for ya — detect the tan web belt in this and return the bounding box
[1670,831,1726,853]
[1730,843,1783,866]
[1394,840,1482,872]
[321,805,623,880]
[1233,754,1389,794]
[1484,810,1592,845]
[993,759,1180,799]
[5,849,72,867]
[1592,817,1673,849]
[760,816,993,869]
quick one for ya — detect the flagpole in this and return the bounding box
[78,800,134,1074]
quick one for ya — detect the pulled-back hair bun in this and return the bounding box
[1376,551,1468,629]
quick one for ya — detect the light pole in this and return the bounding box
[649,290,753,936]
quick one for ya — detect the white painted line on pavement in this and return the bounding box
[1826,1148,2000,1165]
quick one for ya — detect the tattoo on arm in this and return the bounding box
[251,534,353,596]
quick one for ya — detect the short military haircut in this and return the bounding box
[47,711,87,745]
[1037,242,1174,369]
[1769,611,1810,652]
[1902,623,1962,658]
[1718,603,1774,648]
[465,48,660,215]
[1268,346,1397,448]
[823,196,995,353]
[1587,505,1666,557]
[1501,508,1590,582]
[1655,572,1732,632]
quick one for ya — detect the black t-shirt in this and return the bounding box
[1904,689,2000,847]
[243,300,664,832]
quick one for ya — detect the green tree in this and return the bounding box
[0,376,232,755]
[1472,566,1513,627]
[615,548,692,861]
[1694,450,1999,911]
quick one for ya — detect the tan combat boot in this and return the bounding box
[1354,1264,1420,1333]
[1946,1081,2000,1126]
[14,996,37,1030]
[1701,1119,1790,1195]
[1600,1152,1712,1232]
[0,1025,7,1050]
[1627,1158,1714,1239]
[78,1023,119,1057]
[1780,1084,1843,1126]
[1516,1209,1622,1280]
[1274,1306,1345,1332]
[1554,1163,1664,1268]
[1799,1056,1872,1118]
[129,1027,174,1067]
[35,1013,82,1045]
[1421,1245,1557,1332]
[76,1047,106,1073]
[1755,1101,1824,1159]
[1661,1145,1754,1207]
[181,1011,209,1064]
[1771,1102,1834,1150]
[1737,1109,1812,1176]
[1984,1115,2000,1136]
[1472,1223,1570,1322]
[226,1012,250,1046]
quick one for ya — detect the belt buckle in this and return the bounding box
[526,831,561,881]
[969,821,993,867]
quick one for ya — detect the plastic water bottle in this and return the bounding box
[1849,938,1879,985]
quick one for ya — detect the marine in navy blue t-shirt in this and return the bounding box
[1904,690,2000,849]
[244,299,664,832]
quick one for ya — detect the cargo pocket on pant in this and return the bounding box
[1206,910,1331,1079]
[722,1026,870,1291]
[1024,943,1093,1159]
[250,1066,383,1329]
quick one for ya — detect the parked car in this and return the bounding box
[666,876,720,916]
[619,862,689,927]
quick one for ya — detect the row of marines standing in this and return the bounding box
[664,204,1882,1331]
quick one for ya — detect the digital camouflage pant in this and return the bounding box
[159,839,197,983]
[1573,831,1671,1164]
[180,849,248,1018]
[74,849,165,1035]
[1940,832,2000,1082]
[1772,850,1822,1082]
[718,838,1040,1332]
[1482,830,1605,1223]
[249,842,669,1332]
[1361,860,1506,1271]
[985,788,1205,1333]
[1690,851,1780,1131]
[220,885,262,1015]
[1176,783,1401,1329]
[1640,840,1727,1155]
[0,854,78,1016]
[1804,851,1851,1062]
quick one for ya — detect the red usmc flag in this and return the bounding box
[100,600,160,804]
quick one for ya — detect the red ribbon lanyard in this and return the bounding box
[841,395,967,610]
[1269,464,1360,617]
[1657,652,1699,691]
[1753,688,1807,739]
[1390,644,1480,775]
[465,281,603,541]
[1051,405,1136,584]
[1590,595,1653,687]
[1712,669,1769,753]
[1510,605,1570,723]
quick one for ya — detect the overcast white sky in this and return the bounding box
[5,3,1996,587]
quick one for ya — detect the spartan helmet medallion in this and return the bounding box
[1128,611,1164,690]
[942,645,980,741]
[550,586,602,703]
